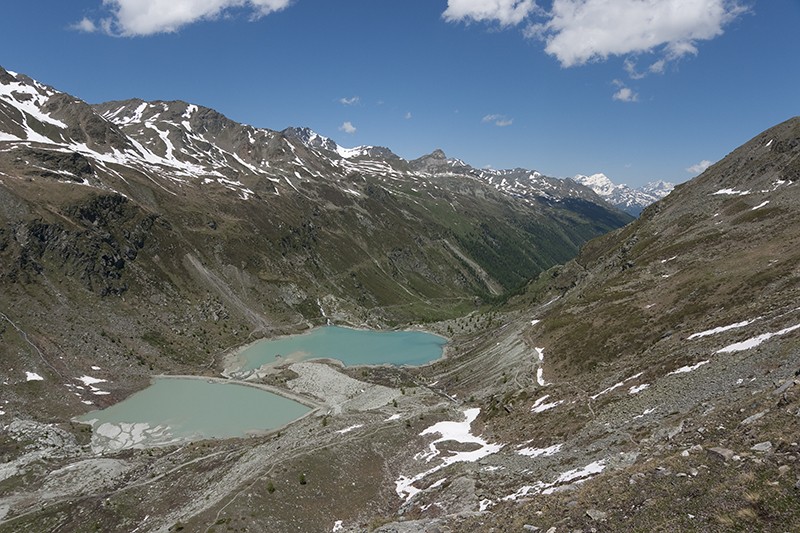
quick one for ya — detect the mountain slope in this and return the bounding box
[0,66,630,416]
[424,116,800,532]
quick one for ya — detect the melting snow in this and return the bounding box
[668,361,710,375]
[25,372,44,381]
[633,408,656,420]
[629,384,650,394]
[687,319,758,339]
[530,319,540,326]
[332,520,343,532]
[91,365,101,371]
[77,375,107,386]
[395,409,503,501]
[517,443,563,458]
[751,200,770,210]
[534,347,546,386]
[92,421,178,452]
[479,498,494,512]
[336,424,363,434]
[716,323,800,353]
[531,395,563,413]
[429,478,447,489]
[384,414,401,422]
[503,459,607,500]
[712,188,750,196]
[591,372,643,400]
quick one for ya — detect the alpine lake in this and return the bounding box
[76,326,447,452]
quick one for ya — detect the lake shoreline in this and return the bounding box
[220,323,450,377]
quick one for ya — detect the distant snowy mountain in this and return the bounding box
[571,173,674,215]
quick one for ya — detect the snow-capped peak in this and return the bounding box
[574,173,619,197]
[572,173,675,216]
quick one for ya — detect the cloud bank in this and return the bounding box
[88,0,292,36]
[531,0,748,68]
[445,0,747,73]
[443,0,539,26]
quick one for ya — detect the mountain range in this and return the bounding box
[1,64,799,533]
[572,173,674,215]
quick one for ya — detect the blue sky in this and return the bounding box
[1,1,797,187]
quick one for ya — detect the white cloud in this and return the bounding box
[72,17,98,33]
[482,114,513,127]
[404,111,413,120]
[612,80,638,102]
[339,121,357,134]
[529,0,748,68]
[687,159,712,174]
[94,0,292,36]
[339,96,360,106]
[613,87,638,102]
[443,0,539,26]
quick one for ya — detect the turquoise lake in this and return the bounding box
[76,378,311,452]
[231,325,447,374]
[78,326,446,451]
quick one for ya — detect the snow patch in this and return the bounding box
[517,443,563,458]
[751,200,770,210]
[668,361,710,375]
[712,188,750,196]
[384,414,401,422]
[716,324,800,353]
[503,459,606,501]
[591,372,643,400]
[531,395,563,413]
[534,347,546,386]
[629,384,650,394]
[25,372,44,381]
[633,408,656,420]
[395,409,503,502]
[687,319,758,339]
[77,375,107,386]
[336,424,363,435]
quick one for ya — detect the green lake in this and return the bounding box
[76,378,311,452]
[230,325,447,375]
[77,326,446,451]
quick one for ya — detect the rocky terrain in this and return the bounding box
[1,64,799,533]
